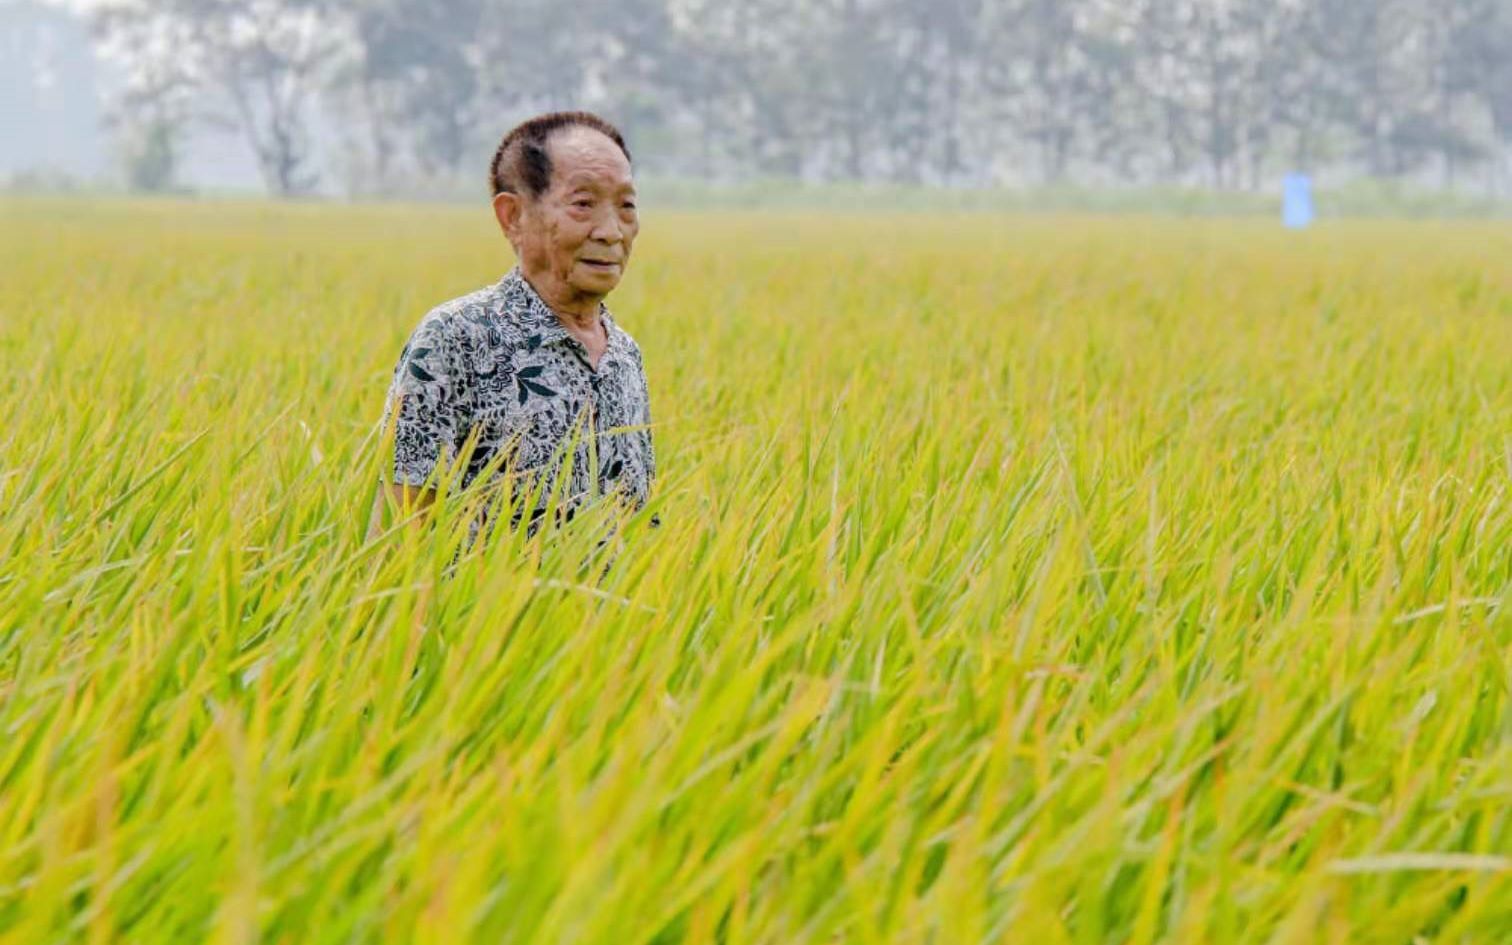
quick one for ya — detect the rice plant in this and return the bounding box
[0,199,1508,943]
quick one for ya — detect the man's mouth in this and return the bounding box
[580,259,621,269]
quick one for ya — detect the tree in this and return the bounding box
[90,9,194,193]
[341,0,484,181]
[95,0,342,196]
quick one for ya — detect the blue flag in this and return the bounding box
[1283,173,1314,228]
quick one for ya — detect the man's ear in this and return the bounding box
[492,191,525,242]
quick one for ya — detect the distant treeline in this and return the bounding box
[91,0,1512,199]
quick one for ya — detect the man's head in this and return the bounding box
[489,112,638,312]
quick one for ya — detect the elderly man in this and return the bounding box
[375,111,655,542]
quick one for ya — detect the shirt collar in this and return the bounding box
[500,266,630,366]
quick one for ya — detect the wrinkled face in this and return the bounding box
[499,126,638,307]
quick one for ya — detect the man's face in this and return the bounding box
[502,127,639,307]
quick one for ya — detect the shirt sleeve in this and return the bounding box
[382,313,474,488]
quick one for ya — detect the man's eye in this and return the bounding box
[622,202,637,210]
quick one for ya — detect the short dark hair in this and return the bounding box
[488,111,631,199]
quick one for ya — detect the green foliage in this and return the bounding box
[0,200,1508,943]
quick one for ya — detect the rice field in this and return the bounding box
[0,198,1508,943]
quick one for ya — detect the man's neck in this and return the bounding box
[520,268,603,330]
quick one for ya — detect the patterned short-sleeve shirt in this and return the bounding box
[381,267,655,531]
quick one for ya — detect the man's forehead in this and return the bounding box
[548,127,632,184]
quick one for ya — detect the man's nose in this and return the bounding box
[590,206,623,243]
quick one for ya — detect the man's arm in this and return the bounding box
[635,341,659,526]
[365,480,438,540]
